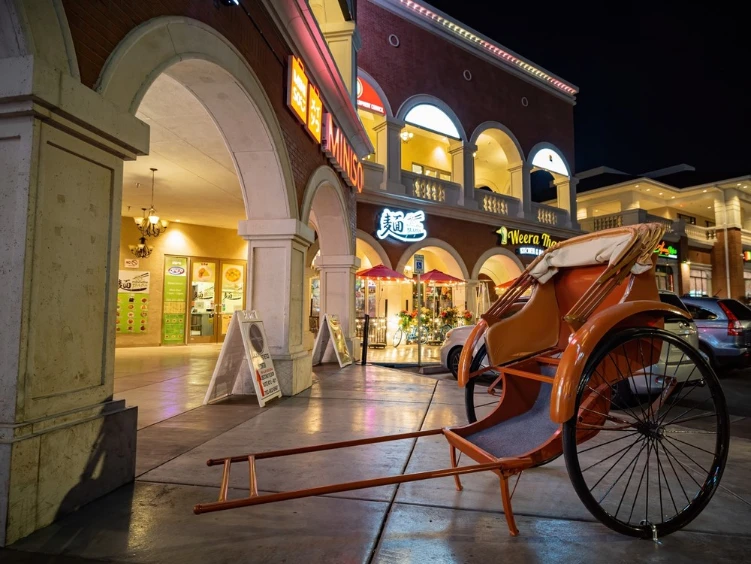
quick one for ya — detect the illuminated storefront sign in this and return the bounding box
[496,226,557,248]
[307,85,323,143]
[323,113,364,192]
[287,56,309,124]
[356,77,385,115]
[517,246,545,257]
[376,208,427,243]
[654,241,678,259]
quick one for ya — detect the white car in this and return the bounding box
[440,325,481,378]
[440,292,705,392]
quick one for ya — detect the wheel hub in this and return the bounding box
[637,421,663,440]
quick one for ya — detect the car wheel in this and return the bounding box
[447,346,462,379]
[699,343,718,374]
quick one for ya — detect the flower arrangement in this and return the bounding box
[440,306,459,326]
[397,309,415,331]
[462,310,473,324]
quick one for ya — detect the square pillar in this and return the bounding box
[555,177,579,229]
[239,218,315,396]
[711,228,744,299]
[449,141,478,209]
[509,164,532,219]
[317,255,360,352]
[374,117,405,194]
[0,56,149,546]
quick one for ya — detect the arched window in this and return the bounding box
[530,147,569,177]
[404,104,461,139]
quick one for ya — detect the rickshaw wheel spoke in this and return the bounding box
[562,327,729,538]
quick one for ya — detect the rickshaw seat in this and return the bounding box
[464,383,557,459]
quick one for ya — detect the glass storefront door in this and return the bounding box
[187,258,246,344]
[189,259,218,344]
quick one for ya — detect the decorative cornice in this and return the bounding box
[370,0,578,102]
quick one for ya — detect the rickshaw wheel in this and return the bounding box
[563,327,730,538]
[464,344,502,423]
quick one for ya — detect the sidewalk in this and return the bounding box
[3,363,751,563]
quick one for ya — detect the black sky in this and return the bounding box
[425,0,750,177]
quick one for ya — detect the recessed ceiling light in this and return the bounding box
[737,183,741,186]
[176,219,181,222]
[646,188,650,192]
[707,206,711,209]
[636,184,640,188]
[659,192,663,196]
[671,196,675,199]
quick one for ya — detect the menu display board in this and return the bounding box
[162,257,188,344]
[117,270,150,334]
[311,313,353,368]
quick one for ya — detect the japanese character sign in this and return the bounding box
[376,208,427,243]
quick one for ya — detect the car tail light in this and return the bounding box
[719,302,744,336]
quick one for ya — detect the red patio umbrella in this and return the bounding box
[418,268,464,284]
[356,264,407,281]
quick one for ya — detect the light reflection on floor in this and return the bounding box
[364,344,443,365]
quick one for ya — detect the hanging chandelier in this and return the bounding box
[134,168,169,238]
[128,236,154,258]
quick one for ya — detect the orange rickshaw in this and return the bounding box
[194,224,729,540]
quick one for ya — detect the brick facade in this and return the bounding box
[711,229,745,299]
[61,0,337,210]
[357,0,575,166]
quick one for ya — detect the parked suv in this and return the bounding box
[681,295,751,370]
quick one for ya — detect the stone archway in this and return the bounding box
[301,166,358,348]
[98,17,313,393]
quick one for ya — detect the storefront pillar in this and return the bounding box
[555,177,579,229]
[317,255,360,352]
[374,117,406,194]
[239,219,315,395]
[711,228,745,299]
[509,164,532,219]
[0,55,148,545]
[449,141,479,209]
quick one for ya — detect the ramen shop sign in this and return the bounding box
[323,113,364,192]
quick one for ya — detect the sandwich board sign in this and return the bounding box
[311,313,353,367]
[204,310,282,407]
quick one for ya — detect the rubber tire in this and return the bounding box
[392,329,403,348]
[698,342,719,374]
[447,346,462,379]
[562,327,730,539]
[464,344,499,423]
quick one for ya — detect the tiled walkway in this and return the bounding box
[4,356,751,563]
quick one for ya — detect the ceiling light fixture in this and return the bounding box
[134,168,169,238]
[129,236,154,259]
[400,131,414,143]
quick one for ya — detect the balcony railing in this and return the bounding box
[401,170,460,206]
[531,202,568,226]
[580,209,681,234]
[478,191,520,217]
[685,223,717,243]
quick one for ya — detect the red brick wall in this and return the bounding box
[357,0,575,167]
[61,0,333,209]
[711,229,745,299]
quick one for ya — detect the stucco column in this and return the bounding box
[374,117,405,194]
[239,219,315,395]
[320,23,360,104]
[0,55,149,546]
[509,163,532,219]
[449,141,478,209]
[555,177,579,229]
[317,255,360,353]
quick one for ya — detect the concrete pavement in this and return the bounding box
[2,360,750,563]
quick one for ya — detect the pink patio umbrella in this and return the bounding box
[415,269,465,323]
[356,264,407,281]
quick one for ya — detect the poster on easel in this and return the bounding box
[311,314,353,368]
[203,311,282,407]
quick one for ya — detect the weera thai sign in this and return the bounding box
[496,226,557,248]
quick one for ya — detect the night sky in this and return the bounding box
[424,0,750,177]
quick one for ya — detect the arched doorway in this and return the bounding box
[471,122,524,197]
[471,249,524,312]
[301,166,357,351]
[100,19,309,398]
